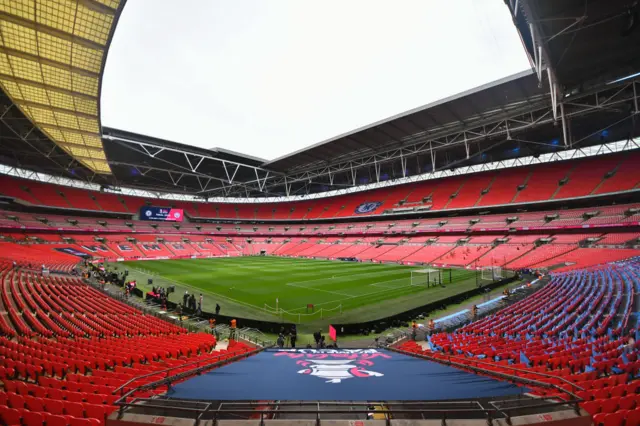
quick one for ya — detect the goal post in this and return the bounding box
[481,266,502,282]
[410,268,441,287]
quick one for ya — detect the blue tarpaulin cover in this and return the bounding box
[166,349,527,401]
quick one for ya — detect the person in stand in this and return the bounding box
[411,320,418,341]
[472,305,478,321]
[313,330,321,348]
[215,303,221,316]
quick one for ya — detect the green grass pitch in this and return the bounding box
[119,256,481,326]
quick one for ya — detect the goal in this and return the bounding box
[410,268,440,287]
[481,266,502,281]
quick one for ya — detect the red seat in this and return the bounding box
[7,392,25,409]
[601,397,620,414]
[47,414,71,426]
[594,413,607,426]
[581,400,601,416]
[0,406,22,426]
[628,382,640,394]
[603,412,625,426]
[26,384,46,398]
[22,410,46,426]
[71,418,97,426]
[67,392,85,403]
[611,385,627,397]
[625,409,640,426]
[44,399,65,415]
[64,401,85,417]
[84,403,106,422]
[47,388,64,400]
[619,395,636,410]
[24,396,45,412]
[0,391,7,406]
[85,394,105,405]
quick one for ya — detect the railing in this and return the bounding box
[390,347,585,395]
[113,398,582,426]
[114,345,268,406]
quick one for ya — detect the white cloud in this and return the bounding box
[101,0,531,161]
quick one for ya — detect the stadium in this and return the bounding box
[0,1,640,426]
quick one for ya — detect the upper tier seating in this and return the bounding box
[1,151,638,219]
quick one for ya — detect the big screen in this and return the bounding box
[139,206,184,222]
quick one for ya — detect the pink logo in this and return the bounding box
[275,349,390,384]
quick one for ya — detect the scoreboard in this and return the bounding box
[139,206,184,222]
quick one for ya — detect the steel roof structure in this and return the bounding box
[0,0,638,199]
[0,0,125,174]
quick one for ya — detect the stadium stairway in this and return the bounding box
[396,259,640,426]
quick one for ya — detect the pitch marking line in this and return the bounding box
[129,267,268,314]
[285,282,353,297]
[285,269,411,286]
[285,282,418,313]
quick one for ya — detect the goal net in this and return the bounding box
[481,266,502,281]
[410,268,440,286]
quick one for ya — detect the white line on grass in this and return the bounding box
[285,268,411,286]
[285,282,354,297]
[129,268,265,313]
[285,282,417,313]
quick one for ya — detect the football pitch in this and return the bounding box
[119,256,481,325]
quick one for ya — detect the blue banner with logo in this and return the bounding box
[167,349,526,401]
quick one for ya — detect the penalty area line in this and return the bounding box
[285,282,353,297]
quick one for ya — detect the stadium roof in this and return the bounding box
[509,0,640,90]
[0,0,126,174]
[0,0,639,199]
[265,70,546,173]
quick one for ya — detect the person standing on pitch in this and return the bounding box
[215,303,221,316]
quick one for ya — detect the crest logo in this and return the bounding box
[354,202,382,214]
[275,349,389,384]
[145,210,152,217]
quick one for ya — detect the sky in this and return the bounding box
[101,0,531,162]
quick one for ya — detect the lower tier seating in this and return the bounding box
[397,258,640,426]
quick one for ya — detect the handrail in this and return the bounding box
[431,349,584,392]
[112,398,582,426]
[112,345,266,396]
[114,345,268,405]
[389,347,584,400]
